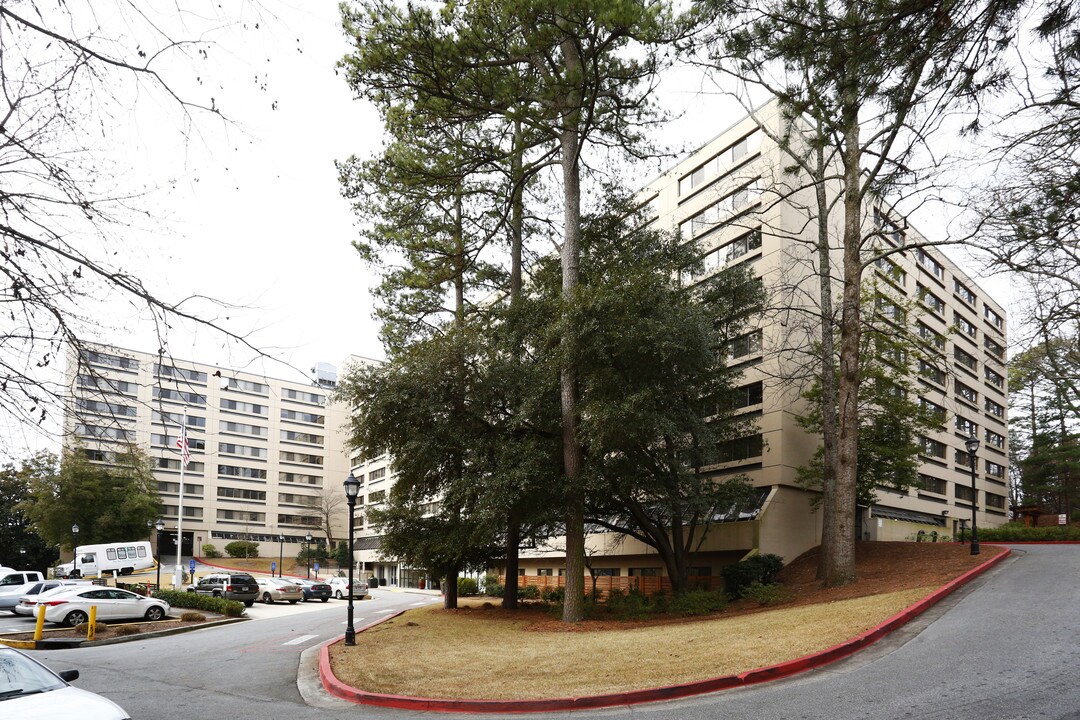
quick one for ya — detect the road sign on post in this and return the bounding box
[271,561,277,575]
[1060,514,1068,525]
[313,562,319,578]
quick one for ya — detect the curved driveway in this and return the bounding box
[31,545,1080,719]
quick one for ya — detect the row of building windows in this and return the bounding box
[678,131,760,197]
[679,180,762,240]
[82,349,139,372]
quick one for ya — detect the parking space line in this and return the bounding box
[283,634,319,646]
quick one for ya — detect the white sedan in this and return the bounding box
[0,645,130,719]
[36,587,170,627]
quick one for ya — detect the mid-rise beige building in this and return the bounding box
[64,344,355,578]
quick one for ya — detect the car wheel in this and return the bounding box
[262,592,274,604]
[64,610,89,627]
[320,598,329,603]
[144,605,166,621]
[335,590,343,599]
[213,591,222,598]
[244,600,254,607]
[288,600,298,604]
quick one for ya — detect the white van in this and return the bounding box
[55,541,155,578]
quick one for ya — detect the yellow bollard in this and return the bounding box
[33,605,45,641]
[87,606,97,641]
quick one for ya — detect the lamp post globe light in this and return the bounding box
[278,534,285,578]
[154,519,165,591]
[71,524,79,577]
[343,472,362,646]
[965,434,981,556]
[305,531,313,580]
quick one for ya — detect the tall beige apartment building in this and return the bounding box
[511,104,1010,576]
[64,345,354,571]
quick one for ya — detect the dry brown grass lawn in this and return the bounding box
[328,542,1006,700]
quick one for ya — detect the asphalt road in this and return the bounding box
[26,545,1080,720]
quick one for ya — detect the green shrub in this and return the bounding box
[541,586,564,604]
[604,587,650,620]
[483,573,503,597]
[201,544,222,558]
[740,582,794,607]
[977,523,1080,542]
[458,577,479,596]
[154,589,246,617]
[722,554,785,598]
[670,589,727,616]
[518,584,540,600]
[180,611,207,622]
[224,540,259,558]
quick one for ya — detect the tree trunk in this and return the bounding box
[444,566,459,609]
[820,101,863,587]
[502,515,520,609]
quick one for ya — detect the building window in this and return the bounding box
[954,347,978,372]
[953,279,976,305]
[154,364,208,384]
[984,337,1005,361]
[727,330,763,360]
[220,420,267,438]
[955,449,974,467]
[985,367,1004,389]
[163,505,203,519]
[281,430,324,445]
[985,398,1005,418]
[874,256,906,285]
[954,313,977,339]
[218,465,267,480]
[628,568,661,577]
[677,131,760,197]
[955,484,975,502]
[81,349,139,372]
[76,398,137,418]
[917,249,945,280]
[985,430,1005,449]
[537,568,553,576]
[920,437,946,459]
[369,468,387,482]
[219,442,267,459]
[679,179,762,239]
[277,514,319,527]
[718,434,763,463]
[367,489,386,504]
[280,472,322,486]
[76,375,138,396]
[221,378,268,395]
[984,305,1004,330]
[918,284,946,315]
[75,424,131,442]
[218,487,266,501]
[986,461,1005,478]
[986,493,1006,509]
[918,474,947,494]
[281,409,325,426]
[955,414,978,436]
[217,509,264,523]
[955,381,978,405]
[875,295,906,324]
[733,381,764,408]
[156,458,205,473]
[725,227,763,261]
[919,359,945,386]
[283,388,326,405]
[916,322,946,351]
[157,481,203,496]
[920,398,947,424]
[279,452,323,466]
[278,493,318,507]
[152,433,206,451]
[220,398,269,416]
[152,387,206,406]
[875,209,905,245]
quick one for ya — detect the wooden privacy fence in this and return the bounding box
[501,574,725,599]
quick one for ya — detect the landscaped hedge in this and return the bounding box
[153,589,246,617]
[721,554,785,598]
[975,523,1080,542]
[224,540,259,558]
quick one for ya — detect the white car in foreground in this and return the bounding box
[0,645,130,719]
[36,587,170,627]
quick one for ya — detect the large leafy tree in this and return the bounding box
[20,445,162,549]
[706,0,1021,585]
[0,454,58,572]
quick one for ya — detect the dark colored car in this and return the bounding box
[296,579,332,602]
[188,573,259,607]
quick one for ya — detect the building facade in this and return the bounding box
[509,104,1010,577]
[64,344,355,580]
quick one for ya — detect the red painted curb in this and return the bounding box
[320,548,1012,713]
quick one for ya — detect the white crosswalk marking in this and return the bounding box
[410,602,426,606]
[375,609,398,614]
[282,634,318,646]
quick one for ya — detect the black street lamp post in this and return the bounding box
[965,434,980,556]
[343,472,361,646]
[278,534,285,578]
[154,519,165,591]
[71,524,79,577]
[305,532,313,580]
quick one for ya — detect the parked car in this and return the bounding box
[295,579,332,602]
[0,570,44,588]
[327,577,368,599]
[0,645,130,718]
[0,579,88,614]
[36,587,170,627]
[13,583,91,617]
[188,573,259,607]
[255,577,303,604]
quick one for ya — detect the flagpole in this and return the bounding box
[174,408,187,589]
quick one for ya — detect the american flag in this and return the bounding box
[176,424,191,468]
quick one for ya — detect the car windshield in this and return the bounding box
[0,650,66,700]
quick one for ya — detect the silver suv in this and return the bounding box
[188,573,259,607]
